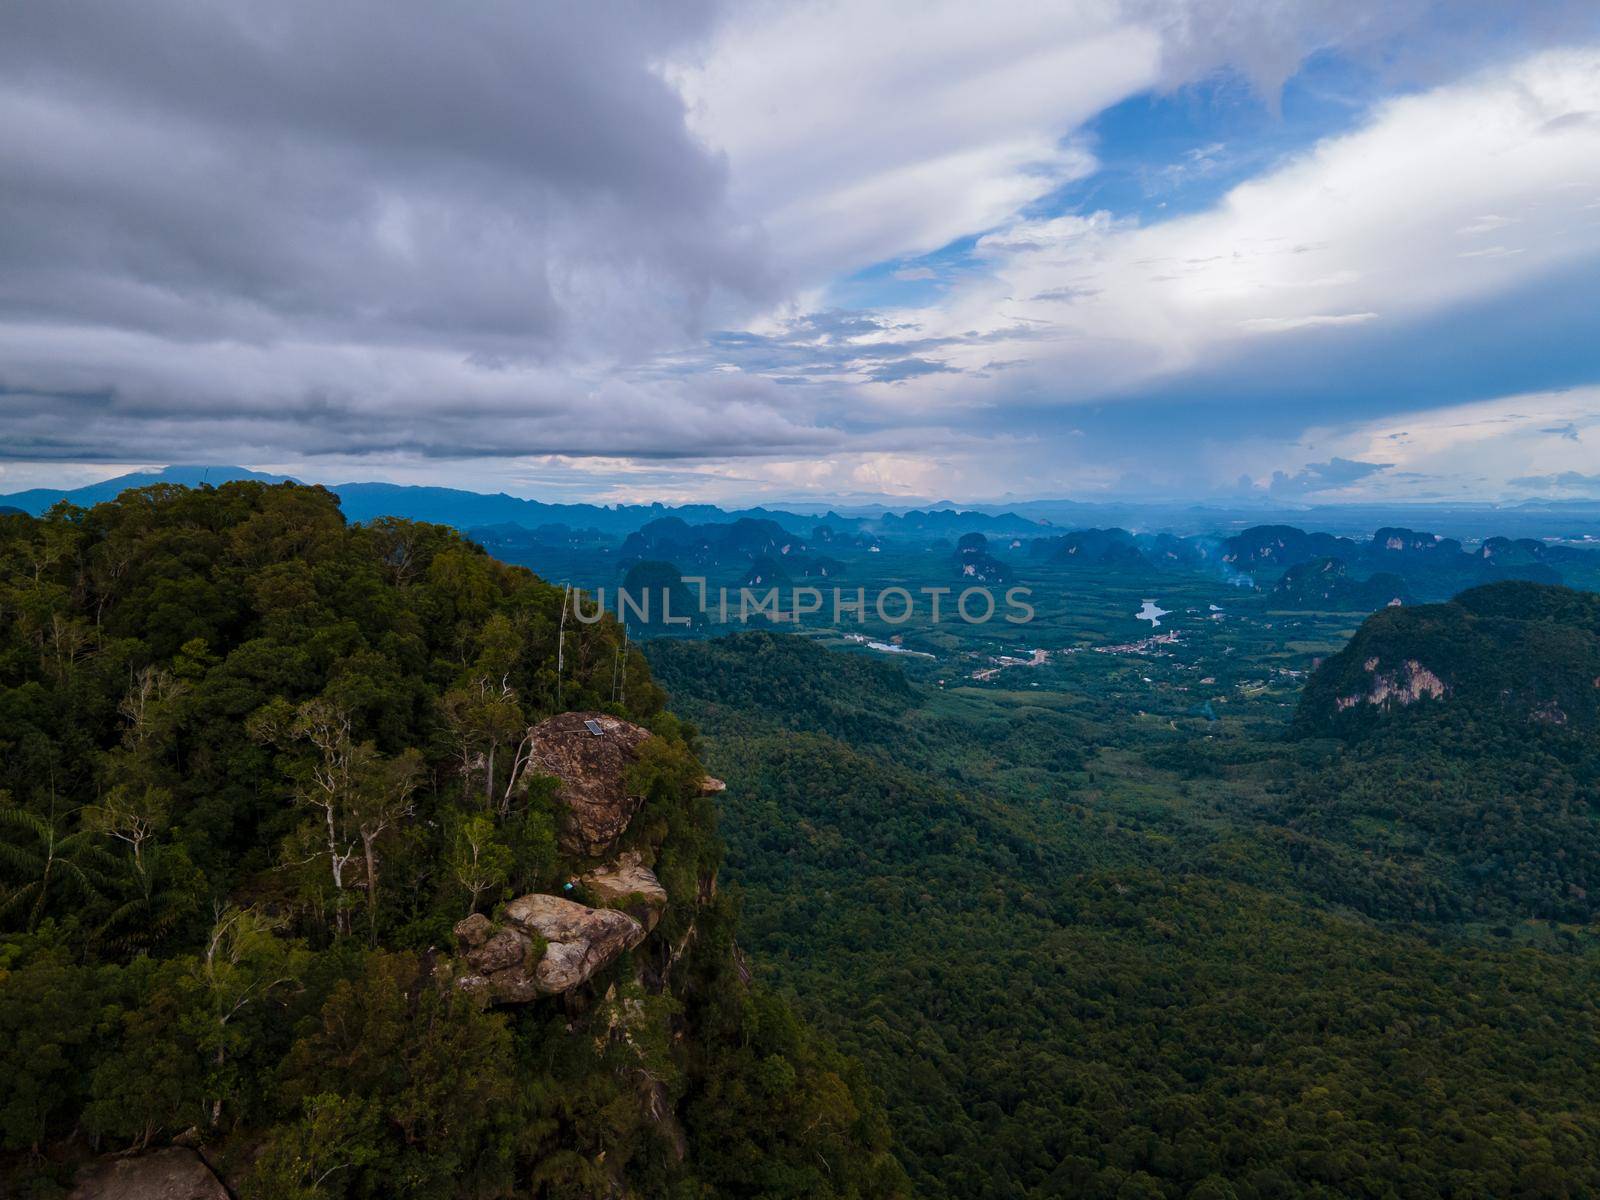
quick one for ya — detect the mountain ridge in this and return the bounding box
[10,465,1600,544]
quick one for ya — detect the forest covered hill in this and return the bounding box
[1297,581,1600,736]
[649,613,1600,1199]
[1276,581,1600,925]
[0,484,903,1199]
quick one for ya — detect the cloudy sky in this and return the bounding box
[2,0,1599,505]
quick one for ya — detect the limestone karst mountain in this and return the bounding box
[1271,556,1412,610]
[0,484,904,1199]
[1296,581,1600,734]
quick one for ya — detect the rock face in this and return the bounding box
[1335,658,1449,711]
[582,851,669,932]
[456,894,645,1003]
[519,711,653,857]
[70,1148,228,1200]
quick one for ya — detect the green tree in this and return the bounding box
[0,949,103,1152]
[187,906,306,1127]
[251,699,422,939]
[85,959,206,1150]
[446,812,511,917]
[249,1093,382,1200]
[0,797,112,932]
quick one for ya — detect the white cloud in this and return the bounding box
[1295,386,1600,498]
[667,0,1565,296]
[1456,245,1525,259]
[668,0,1158,287]
[849,44,1600,409]
[1457,213,1518,234]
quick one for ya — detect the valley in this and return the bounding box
[637,545,1600,1197]
[429,501,1600,1194]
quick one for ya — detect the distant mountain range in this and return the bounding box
[0,465,824,536]
[1022,521,1600,602]
[5,463,1600,547]
[0,465,1082,542]
[0,465,298,512]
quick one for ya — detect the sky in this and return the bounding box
[2,0,1599,507]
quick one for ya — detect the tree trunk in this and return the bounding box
[210,1041,225,1126]
[325,804,349,936]
[362,833,379,945]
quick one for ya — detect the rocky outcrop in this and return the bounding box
[517,711,653,857]
[1531,700,1569,725]
[455,894,645,1003]
[456,710,729,1006]
[582,851,668,932]
[70,1148,228,1200]
[1336,658,1448,711]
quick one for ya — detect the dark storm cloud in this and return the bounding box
[0,357,839,464]
[0,0,786,462]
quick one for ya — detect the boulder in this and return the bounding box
[455,894,644,1003]
[582,851,669,932]
[517,712,653,857]
[70,1148,228,1200]
[698,775,726,795]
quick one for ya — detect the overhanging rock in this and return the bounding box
[455,894,645,1003]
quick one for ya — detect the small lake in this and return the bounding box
[1135,599,1171,627]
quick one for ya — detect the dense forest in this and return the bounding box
[5,482,1599,1200]
[649,626,1600,1200]
[1280,582,1600,922]
[0,484,904,1198]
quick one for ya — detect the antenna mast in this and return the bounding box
[555,583,569,710]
